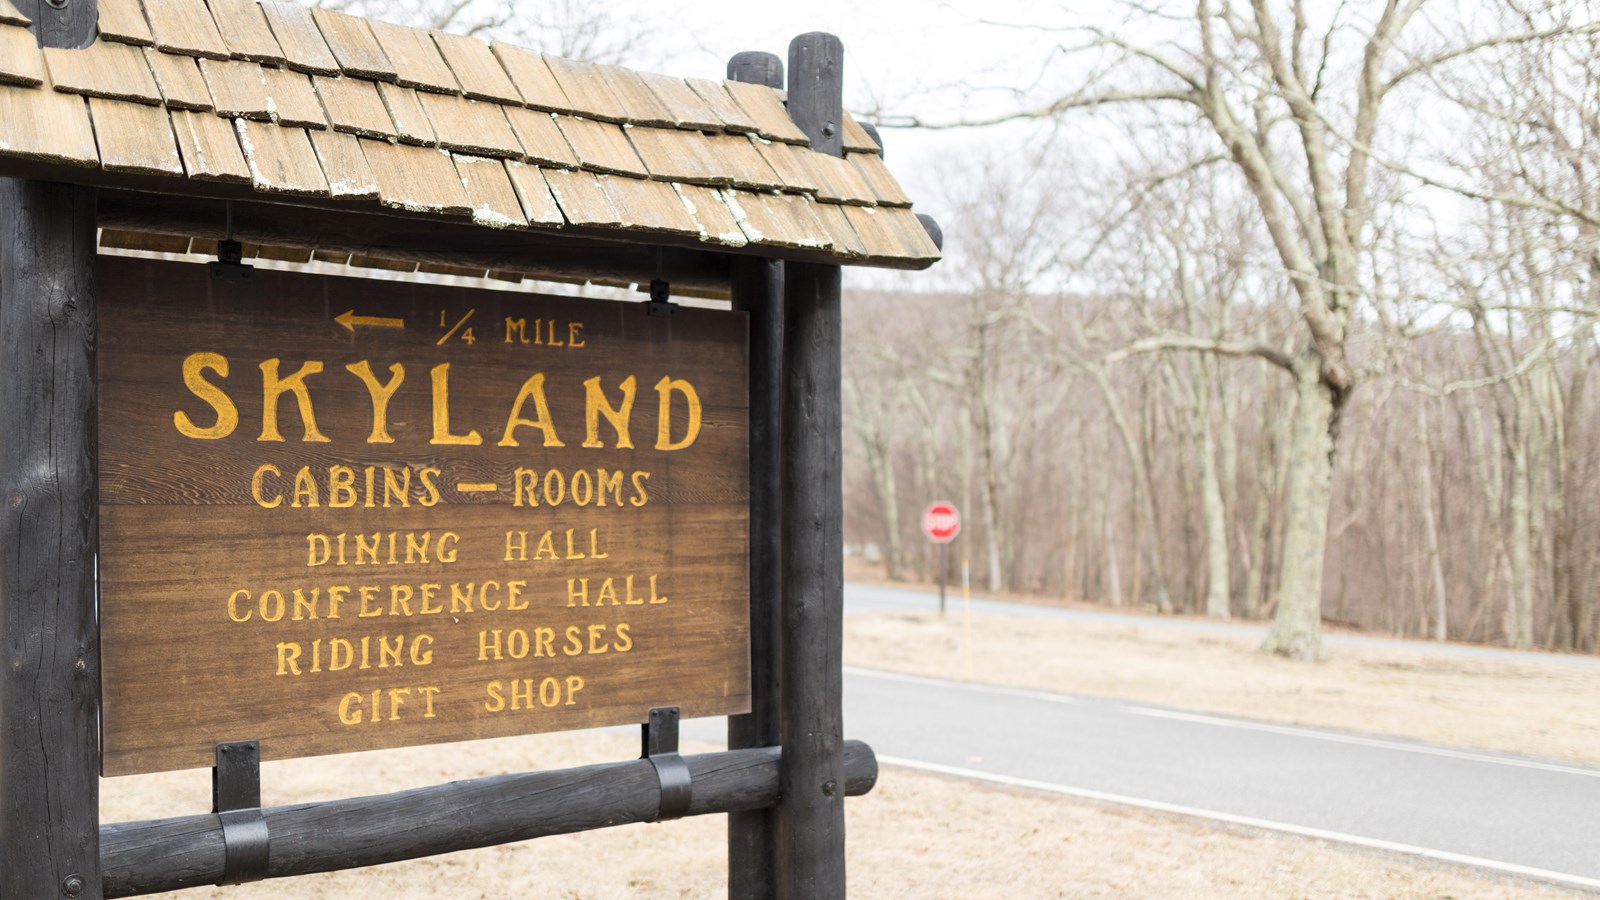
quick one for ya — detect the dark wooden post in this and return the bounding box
[726,50,787,900]
[0,179,102,900]
[17,0,99,49]
[777,32,847,900]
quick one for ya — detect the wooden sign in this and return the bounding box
[96,257,750,776]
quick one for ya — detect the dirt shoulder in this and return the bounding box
[845,606,1600,768]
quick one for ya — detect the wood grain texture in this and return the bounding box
[309,128,378,199]
[723,190,831,251]
[100,742,875,896]
[367,17,457,93]
[727,241,785,900]
[314,74,397,139]
[311,8,395,81]
[846,151,912,207]
[840,112,880,153]
[723,79,810,146]
[635,71,722,131]
[170,107,250,181]
[144,48,213,110]
[704,132,785,191]
[430,30,520,104]
[540,55,627,123]
[453,153,527,228]
[489,42,572,112]
[89,98,184,175]
[20,0,96,48]
[626,124,727,186]
[595,63,676,127]
[0,178,102,900]
[96,0,152,45]
[599,174,699,236]
[361,137,468,215]
[503,160,565,227]
[807,200,866,260]
[779,32,847,900]
[673,183,747,247]
[262,66,327,129]
[0,82,99,166]
[0,24,44,86]
[554,115,647,177]
[259,1,340,76]
[199,57,272,119]
[376,80,437,145]
[794,147,875,206]
[687,77,759,133]
[541,166,620,227]
[751,138,821,194]
[144,0,231,59]
[779,264,845,900]
[96,257,750,774]
[235,118,330,196]
[45,40,163,103]
[205,0,287,65]
[503,106,579,168]
[840,204,940,264]
[417,91,522,158]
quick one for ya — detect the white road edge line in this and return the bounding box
[842,666,1075,704]
[1127,707,1600,778]
[877,755,1600,892]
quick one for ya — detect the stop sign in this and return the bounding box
[923,502,961,543]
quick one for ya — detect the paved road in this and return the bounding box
[681,581,1600,889]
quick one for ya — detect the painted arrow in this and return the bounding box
[335,310,405,332]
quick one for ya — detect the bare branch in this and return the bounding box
[1103,333,1295,371]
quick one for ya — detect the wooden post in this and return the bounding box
[0,179,102,900]
[726,48,787,900]
[778,32,847,900]
[18,0,99,49]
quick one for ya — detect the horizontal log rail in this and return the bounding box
[101,741,877,897]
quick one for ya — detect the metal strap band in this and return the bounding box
[218,808,271,885]
[650,753,693,821]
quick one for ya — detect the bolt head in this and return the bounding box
[62,874,85,896]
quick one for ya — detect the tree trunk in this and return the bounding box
[1506,440,1535,649]
[1415,402,1449,642]
[1198,385,1230,618]
[1261,363,1336,660]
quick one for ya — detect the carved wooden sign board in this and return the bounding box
[96,257,751,776]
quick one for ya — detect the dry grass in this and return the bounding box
[845,609,1600,767]
[99,603,1596,898]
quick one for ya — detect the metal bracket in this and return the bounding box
[646,279,677,318]
[641,707,692,821]
[208,239,255,282]
[212,741,271,885]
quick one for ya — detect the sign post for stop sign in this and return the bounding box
[923,502,961,613]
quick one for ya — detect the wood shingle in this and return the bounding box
[45,41,162,104]
[0,0,938,271]
[432,31,522,104]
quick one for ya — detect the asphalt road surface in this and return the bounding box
[684,582,1600,890]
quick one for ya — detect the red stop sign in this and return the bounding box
[923,502,961,543]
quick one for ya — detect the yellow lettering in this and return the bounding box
[582,375,636,449]
[429,363,482,445]
[654,377,701,450]
[174,352,238,440]
[259,359,329,443]
[498,373,564,447]
[251,464,283,508]
[346,361,405,443]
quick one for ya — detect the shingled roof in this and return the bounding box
[0,0,940,271]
